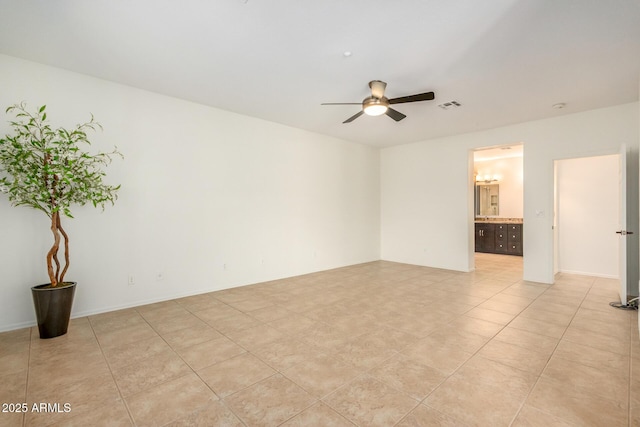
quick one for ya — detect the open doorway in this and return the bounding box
[554,154,619,278]
[554,150,639,304]
[470,144,524,272]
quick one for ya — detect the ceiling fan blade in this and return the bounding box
[385,108,406,122]
[321,102,361,105]
[388,91,435,105]
[343,110,364,123]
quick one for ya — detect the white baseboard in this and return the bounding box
[557,269,618,279]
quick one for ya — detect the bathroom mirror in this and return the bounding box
[475,184,499,216]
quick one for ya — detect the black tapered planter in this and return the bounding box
[31,282,76,339]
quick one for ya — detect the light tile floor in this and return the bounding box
[1,253,639,426]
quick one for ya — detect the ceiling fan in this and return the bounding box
[322,80,435,123]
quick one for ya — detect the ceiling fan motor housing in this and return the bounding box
[369,80,387,99]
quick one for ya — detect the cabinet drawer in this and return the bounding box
[495,241,509,254]
[508,242,523,255]
[507,224,522,245]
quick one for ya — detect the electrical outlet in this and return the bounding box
[128,275,135,286]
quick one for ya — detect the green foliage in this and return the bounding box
[0,102,122,286]
[0,102,122,218]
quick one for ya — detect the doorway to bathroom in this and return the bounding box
[471,144,524,272]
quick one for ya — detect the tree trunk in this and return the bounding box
[46,211,61,287]
[58,214,70,284]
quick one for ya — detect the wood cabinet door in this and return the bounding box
[475,223,495,253]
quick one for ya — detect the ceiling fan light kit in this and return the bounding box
[322,80,435,123]
[363,97,389,116]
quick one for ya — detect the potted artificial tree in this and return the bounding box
[0,102,122,338]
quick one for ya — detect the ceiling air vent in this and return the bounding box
[438,101,461,110]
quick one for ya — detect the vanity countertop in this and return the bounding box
[475,218,523,224]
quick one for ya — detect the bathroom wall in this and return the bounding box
[475,155,524,218]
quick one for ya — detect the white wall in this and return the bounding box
[381,102,639,283]
[0,55,381,332]
[1,53,638,332]
[556,155,619,278]
[475,156,523,218]
[381,139,474,271]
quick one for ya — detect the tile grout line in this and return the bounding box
[627,309,634,427]
[507,275,597,426]
[22,327,33,427]
[386,271,529,426]
[181,297,336,427]
[422,280,531,426]
[134,304,251,427]
[86,314,138,427]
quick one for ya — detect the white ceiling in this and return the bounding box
[0,0,638,147]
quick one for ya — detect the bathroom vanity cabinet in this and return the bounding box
[475,222,523,256]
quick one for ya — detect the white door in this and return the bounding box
[617,144,639,305]
[618,145,628,304]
